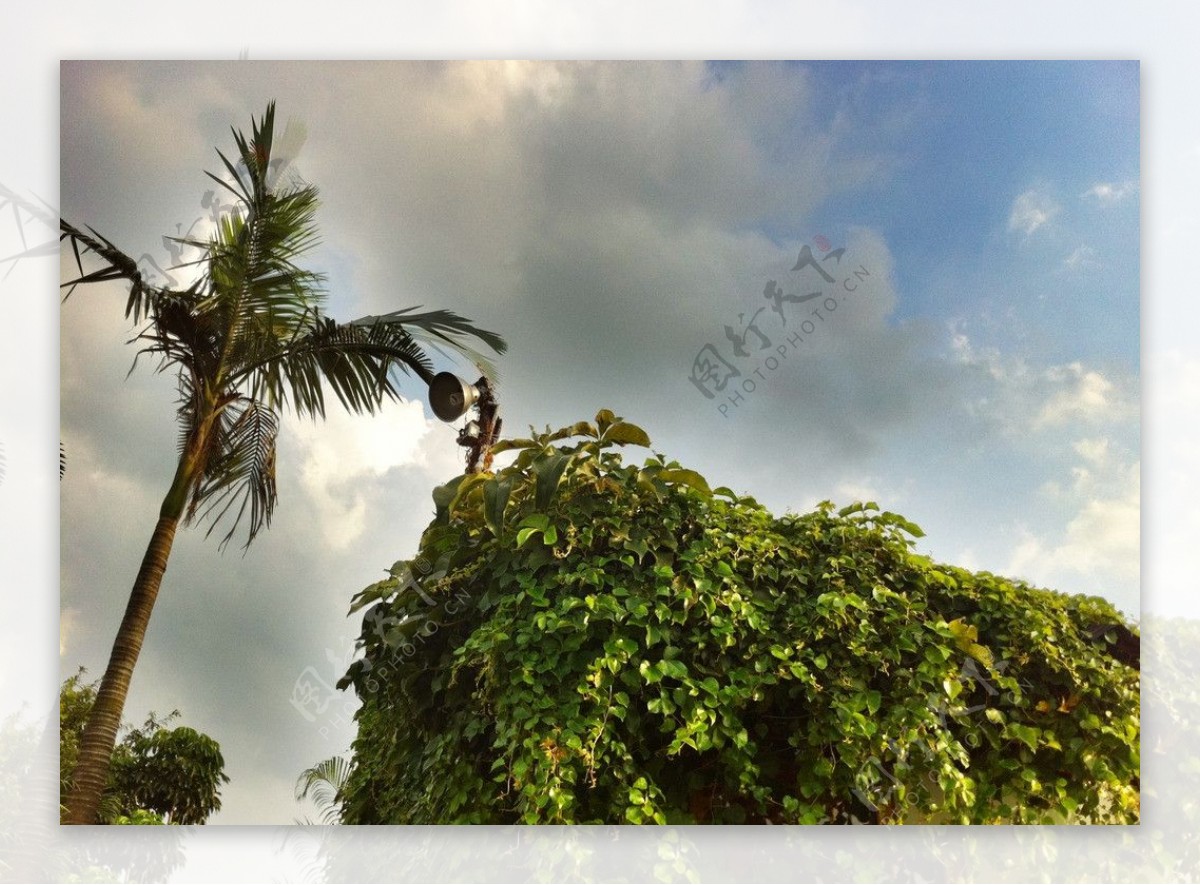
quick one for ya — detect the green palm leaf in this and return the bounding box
[186,396,279,550]
[295,755,351,825]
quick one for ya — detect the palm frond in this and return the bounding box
[235,315,432,418]
[129,282,216,382]
[230,306,507,424]
[349,306,507,359]
[349,307,507,386]
[185,396,279,550]
[190,107,328,387]
[59,220,162,324]
[295,755,351,825]
[399,329,503,388]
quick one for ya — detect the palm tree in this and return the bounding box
[61,103,506,824]
[294,755,351,825]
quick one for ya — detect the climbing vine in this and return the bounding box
[337,410,1139,824]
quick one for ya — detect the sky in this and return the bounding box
[53,59,1144,826]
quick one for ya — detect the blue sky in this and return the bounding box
[53,60,1141,826]
[788,61,1140,362]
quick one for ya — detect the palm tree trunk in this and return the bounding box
[63,462,191,824]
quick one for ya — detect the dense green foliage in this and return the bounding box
[60,671,229,824]
[337,411,1139,824]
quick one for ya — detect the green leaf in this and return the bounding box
[1006,723,1041,752]
[613,638,638,656]
[660,659,688,679]
[864,690,882,715]
[639,661,664,684]
[517,513,551,532]
[447,472,492,518]
[944,618,995,669]
[945,618,977,643]
[837,501,878,517]
[880,510,925,538]
[546,421,598,442]
[489,437,536,455]
[601,421,652,448]
[347,578,395,615]
[483,476,512,537]
[624,537,650,558]
[657,468,711,495]
[533,451,573,511]
[432,474,467,524]
[635,467,663,494]
[964,642,995,669]
[595,409,618,435]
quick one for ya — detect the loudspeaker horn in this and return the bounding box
[428,372,479,422]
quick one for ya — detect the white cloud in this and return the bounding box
[1062,244,1098,271]
[1007,459,1140,591]
[1073,436,1110,465]
[832,473,912,509]
[289,398,431,481]
[954,547,983,572]
[1034,363,1121,428]
[834,479,882,504]
[948,326,1135,436]
[283,398,443,550]
[1083,180,1137,203]
[1008,189,1060,236]
[938,332,1139,613]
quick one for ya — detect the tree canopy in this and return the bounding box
[60,670,229,825]
[336,411,1139,824]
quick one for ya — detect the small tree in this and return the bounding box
[335,411,1139,824]
[60,670,229,824]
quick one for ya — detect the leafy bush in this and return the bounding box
[337,411,1139,824]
